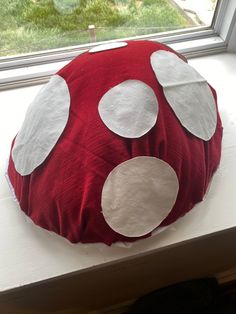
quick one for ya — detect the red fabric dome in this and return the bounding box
[8,40,222,245]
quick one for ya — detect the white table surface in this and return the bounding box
[0,52,236,293]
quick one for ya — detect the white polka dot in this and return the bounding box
[89,42,127,53]
[98,80,158,138]
[12,75,70,176]
[150,50,217,141]
[101,157,179,237]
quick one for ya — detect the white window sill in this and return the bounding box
[0,52,236,304]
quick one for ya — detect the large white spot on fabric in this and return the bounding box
[89,42,127,53]
[150,50,217,140]
[12,75,70,176]
[101,157,179,237]
[98,80,158,138]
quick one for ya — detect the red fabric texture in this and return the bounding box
[8,40,223,245]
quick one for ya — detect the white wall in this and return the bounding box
[228,16,236,52]
[225,0,236,52]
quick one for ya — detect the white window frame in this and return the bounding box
[0,0,235,91]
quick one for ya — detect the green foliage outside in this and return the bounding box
[0,0,190,57]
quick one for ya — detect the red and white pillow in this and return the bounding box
[8,40,223,245]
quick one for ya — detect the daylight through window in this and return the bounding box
[0,0,219,58]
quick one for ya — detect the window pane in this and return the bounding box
[0,0,218,57]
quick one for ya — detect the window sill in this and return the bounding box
[0,52,236,301]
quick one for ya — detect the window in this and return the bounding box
[0,0,235,90]
[0,0,219,58]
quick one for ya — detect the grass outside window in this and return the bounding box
[0,0,218,57]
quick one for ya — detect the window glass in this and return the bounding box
[0,0,218,57]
